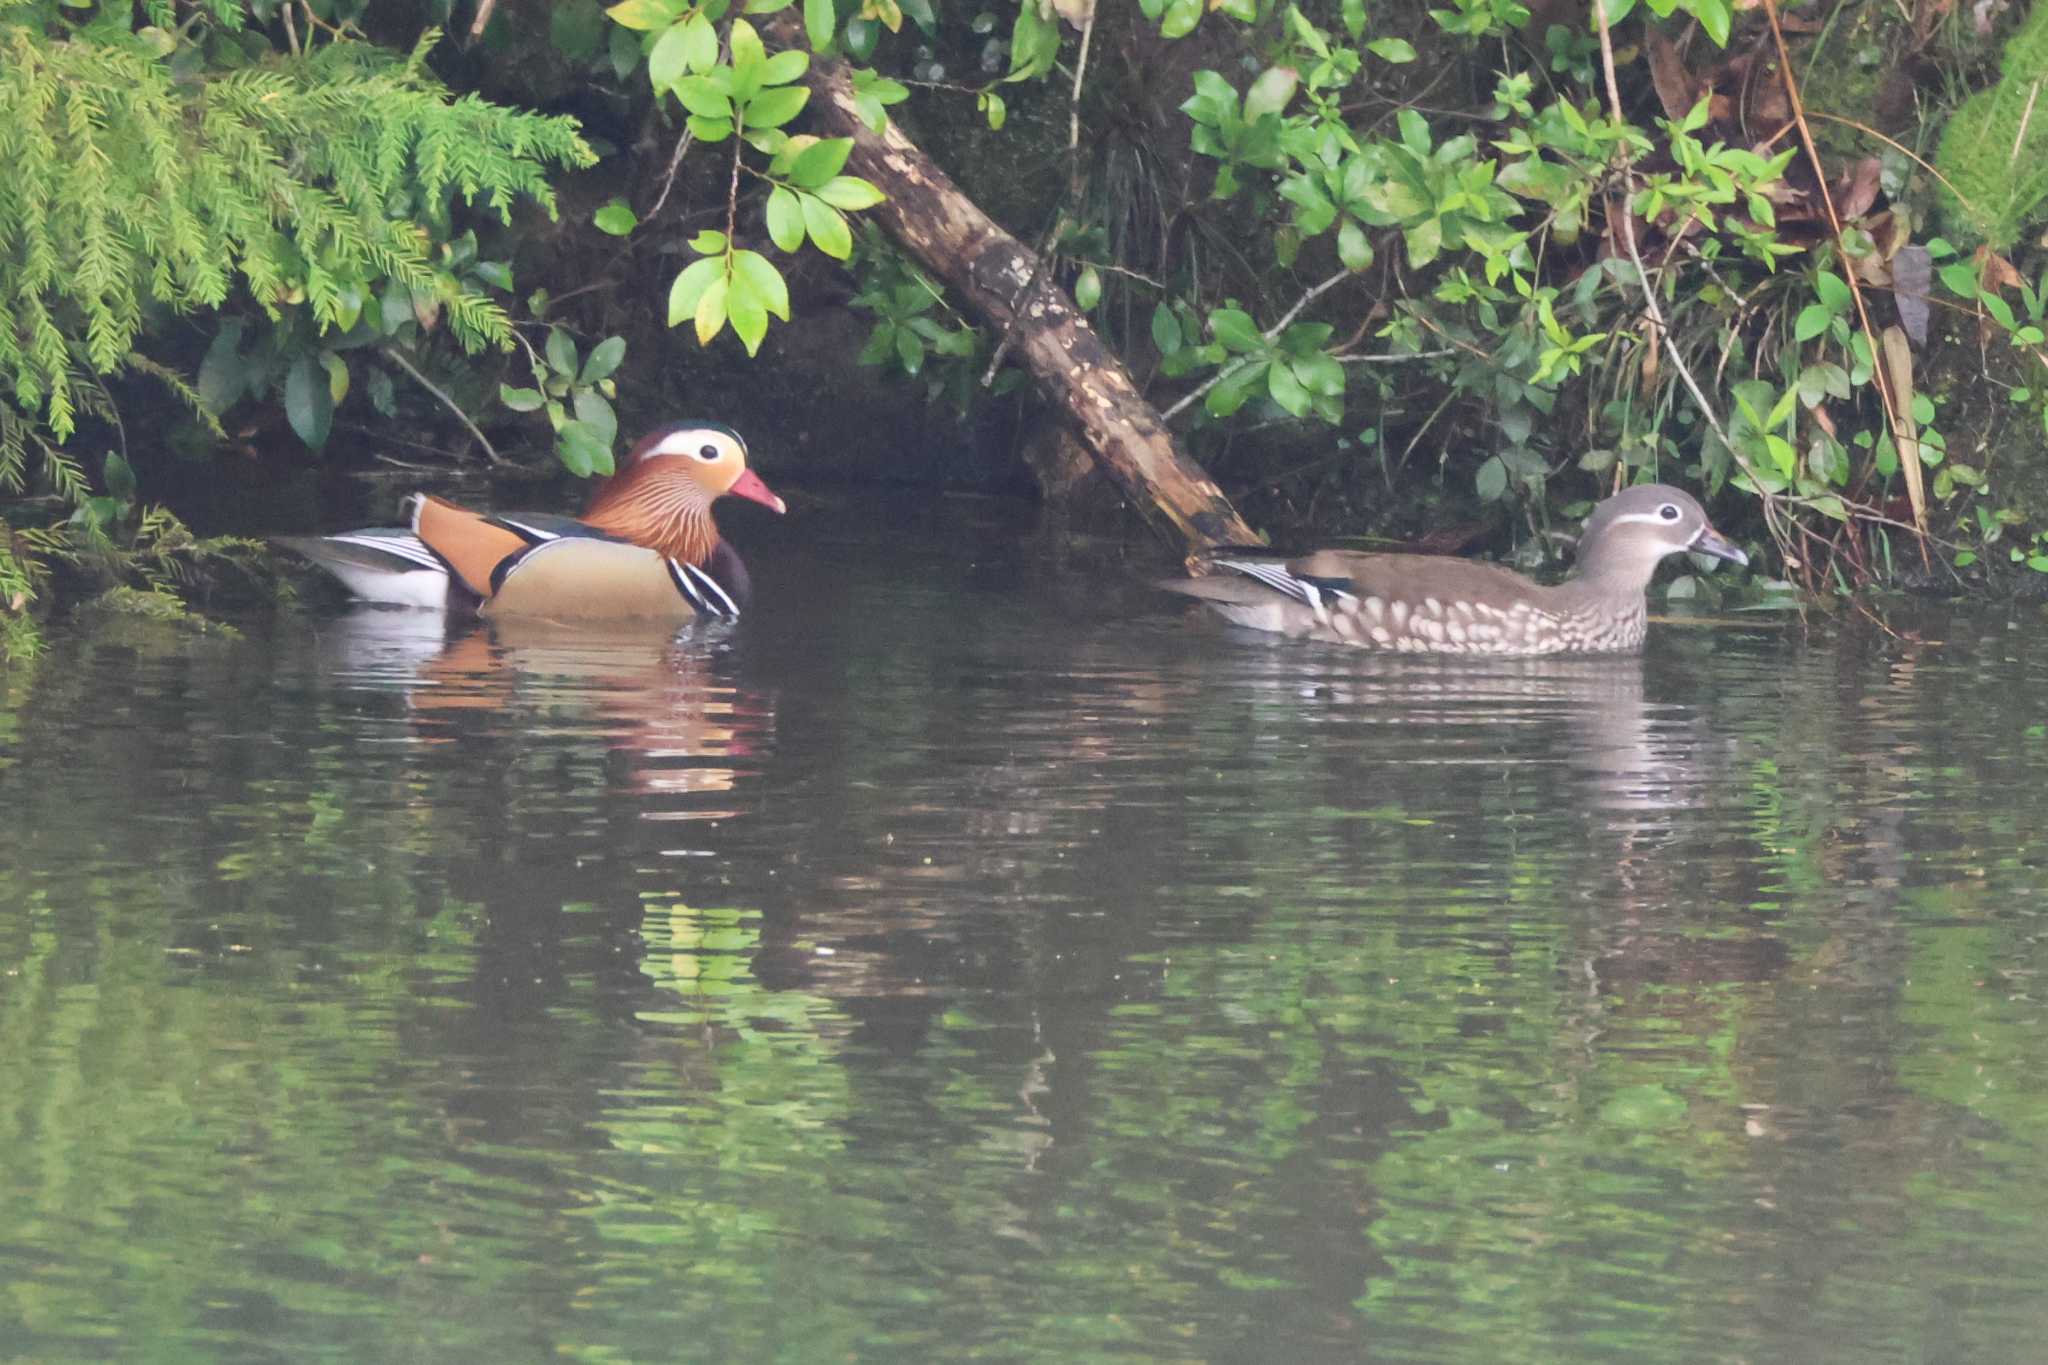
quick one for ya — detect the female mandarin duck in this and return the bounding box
[1163,484,1747,655]
[279,421,784,622]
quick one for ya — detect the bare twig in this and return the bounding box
[1161,271,1351,421]
[1068,16,1096,153]
[470,0,499,40]
[1760,0,1925,558]
[645,128,696,223]
[379,347,502,466]
[1591,0,1791,543]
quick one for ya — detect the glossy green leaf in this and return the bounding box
[732,249,791,319]
[694,275,731,345]
[606,0,683,30]
[647,20,693,90]
[801,194,853,258]
[675,75,731,118]
[760,49,810,85]
[558,419,613,477]
[788,137,854,188]
[1267,359,1311,416]
[805,0,837,47]
[688,114,734,142]
[1337,219,1374,271]
[1205,360,1267,416]
[1151,304,1183,355]
[813,175,885,210]
[1160,0,1201,38]
[728,273,770,355]
[546,327,579,376]
[744,85,810,129]
[581,335,627,383]
[1209,308,1262,352]
[729,17,765,70]
[1367,37,1416,62]
[594,198,639,236]
[668,256,725,326]
[1074,267,1101,310]
[1794,304,1831,341]
[765,187,806,251]
[573,389,619,448]
[1814,270,1851,312]
[500,384,546,412]
[285,353,333,449]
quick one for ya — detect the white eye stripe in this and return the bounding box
[648,430,734,459]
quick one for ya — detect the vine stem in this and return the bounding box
[1161,271,1350,422]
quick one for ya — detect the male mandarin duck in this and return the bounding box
[278,421,784,622]
[1163,483,1747,655]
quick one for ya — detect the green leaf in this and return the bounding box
[1794,303,1832,341]
[647,19,694,90]
[500,384,546,412]
[895,326,926,374]
[814,175,886,210]
[1244,66,1298,121]
[558,419,614,478]
[1151,304,1183,355]
[761,49,810,85]
[595,198,639,236]
[668,256,725,326]
[789,137,854,188]
[1404,217,1443,268]
[573,389,619,448]
[732,250,792,319]
[1210,308,1262,352]
[103,450,136,502]
[730,17,766,70]
[1205,360,1267,416]
[805,0,837,47]
[980,91,1007,129]
[1366,37,1416,62]
[744,85,810,129]
[694,275,731,345]
[1692,0,1731,46]
[801,194,853,258]
[197,321,247,414]
[766,186,806,251]
[1074,267,1101,310]
[1267,359,1311,416]
[581,335,627,383]
[322,351,349,405]
[1294,352,1345,397]
[674,75,732,118]
[367,367,397,419]
[1814,270,1851,312]
[688,115,734,142]
[689,228,729,255]
[606,0,684,30]
[285,353,333,450]
[1160,0,1201,38]
[1938,262,1981,299]
[1474,454,1507,501]
[1337,219,1374,271]
[546,327,579,376]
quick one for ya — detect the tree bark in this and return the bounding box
[793,44,1262,552]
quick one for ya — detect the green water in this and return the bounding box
[4,506,2047,1361]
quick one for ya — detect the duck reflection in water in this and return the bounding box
[305,606,771,811]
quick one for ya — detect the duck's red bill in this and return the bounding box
[727,468,786,514]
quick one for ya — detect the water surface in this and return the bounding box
[4,501,2047,1361]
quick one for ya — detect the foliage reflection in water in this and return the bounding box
[3,526,2048,1361]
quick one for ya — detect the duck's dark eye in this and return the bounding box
[1658,503,1681,521]
[698,444,720,461]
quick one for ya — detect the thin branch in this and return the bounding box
[379,347,502,466]
[645,127,696,223]
[1068,15,1096,153]
[1590,0,1788,538]
[470,0,500,40]
[1761,0,1926,557]
[1334,347,1455,364]
[1162,271,1351,421]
